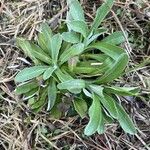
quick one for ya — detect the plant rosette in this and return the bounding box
[15,0,139,136]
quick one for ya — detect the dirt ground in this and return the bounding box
[0,0,150,149]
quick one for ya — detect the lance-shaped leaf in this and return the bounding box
[67,0,85,21]
[24,88,38,99]
[16,38,38,64]
[62,32,80,43]
[57,79,85,91]
[38,22,52,53]
[15,66,48,82]
[15,81,39,95]
[49,33,62,63]
[43,66,57,80]
[59,43,84,65]
[40,22,52,41]
[73,98,87,118]
[91,0,114,32]
[30,43,51,64]
[55,68,73,82]
[73,66,99,74]
[97,117,105,134]
[96,53,128,84]
[47,80,57,111]
[89,85,118,119]
[88,42,125,60]
[68,21,88,38]
[31,88,47,112]
[55,69,80,94]
[102,31,126,45]
[85,28,107,46]
[104,86,139,96]
[84,93,102,136]
[115,102,137,134]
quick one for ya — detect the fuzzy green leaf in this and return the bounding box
[55,68,73,82]
[16,38,38,64]
[30,43,51,64]
[88,42,125,60]
[31,89,47,112]
[57,79,85,91]
[85,28,107,46]
[91,0,114,32]
[15,66,48,82]
[62,32,80,43]
[67,0,85,21]
[59,43,84,65]
[55,69,83,94]
[84,93,102,136]
[89,85,118,119]
[40,23,52,40]
[104,86,139,96]
[68,21,88,38]
[49,33,62,63]
[73,98,87,118]
[15,81,38,95]
[116,103,137,134]
[38,23,52,53]
[43,66,57,80]
[102,31,126,45]
[96,53,128,83]
[47,80,57,111]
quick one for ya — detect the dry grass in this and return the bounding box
[0,0,150,149]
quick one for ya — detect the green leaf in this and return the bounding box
[84,93,102,136]
[88,42,125,60]
[15,66,48,82]
[102,31,126,45]
[55,68,73,82]
[89,85,118,119]
[16,38,38,64]
[73,66,99,74]
[102,94,118,119]
[24,88,38,99]
[43,66,57,80]
[62,32,80,43]
[15,81,39,95]
[91,0,114,32]
[38,23,52,53]
[116,103,137,134]
[73,98,87,118]
[68,21,88,38]
[97,117,105,134]
[85,28,107,46]
[47,80,57,111]
[40,23,52,40]
[55,69,80,93]
[59,43,84,65]
[31,88,47,112]
[55,69,82,94]
[89,85,104,96]
[49,33,62,63]
[38,33,48,52]
[96,53,128,84]
[30,43,51,64]
[17,38,51,65]
[67,0,85,21]
[83,88,92,98]
[104,86,139,96]
[57,79,85,91]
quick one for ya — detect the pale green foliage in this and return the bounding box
[15,0,139,136]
